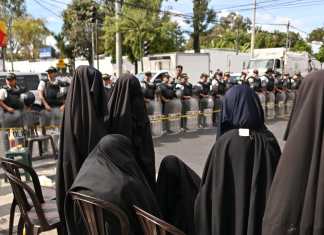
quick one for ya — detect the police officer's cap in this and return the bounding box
[253,69,259,74]
[265,68,274,74]
[46,66,57,73]
[144,71,152,77]
[224,72,230,77]
[102,74,111,80]
[180,73,189,79]
[6,73,16,81]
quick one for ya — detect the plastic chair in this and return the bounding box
[0,158,58,235]
[133,205,186,235]
[70,192,130,235]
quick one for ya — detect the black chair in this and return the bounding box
[22,111,58,160]
[70,191,130,235]
[133,205,186,235]
[0,158,59,235]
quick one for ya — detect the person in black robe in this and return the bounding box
[56,65,109,224]
[106,74,156,191]
[262,70,324,235]
[195,85,281,235]
[157,85,281,235]
[65,134,161,235]
[217,84,265,137]
[156,155,201,235]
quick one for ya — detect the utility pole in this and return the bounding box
[8,16,13,71]
[251,0,257,58]
[96,19,99,70]
[1,48,5,72]
[91,23,95,67]
[115,0,122,77]
[286,21,290,51]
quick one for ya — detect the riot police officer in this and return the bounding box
[264,68,276,92]
[197,73,211,128]
[0,73,25,150]
[159,74,175,132]
[216,72,227,96]
[141,72,156,115]
[174,65,183,83]
[38,67,67,147]
[176,73,193,130]
[291,73,302,90]
[102,74,113,100]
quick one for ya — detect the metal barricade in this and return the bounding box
[275,91,286,119]
[266,92,275,120]
[285,90,295,116]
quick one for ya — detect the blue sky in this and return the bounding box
[26,0,324,37]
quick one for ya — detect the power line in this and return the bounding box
[31,0,62,18]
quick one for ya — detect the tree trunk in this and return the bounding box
[193,32,200,53]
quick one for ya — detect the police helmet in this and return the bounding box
[22,92,36,107]
[6,73,16,81]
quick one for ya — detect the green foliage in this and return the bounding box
[308,27,324,42]
[10,17,49,59]
[103,0,185,64]
[315,45,324,65]
[62,0,105,65]
[0,0,26,18]
[190,0,216,52]
[291,40,312,54]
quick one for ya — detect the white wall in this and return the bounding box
[2,56,135,75]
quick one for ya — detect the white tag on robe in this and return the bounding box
[239,129,250,137]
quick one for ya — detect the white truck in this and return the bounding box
[247,48,313,76]
[142,52,210,84]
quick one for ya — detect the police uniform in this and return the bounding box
[38,77,66,127]
[141,80,156,115]
[265,74,275,92]
[0,77,25,151]
[177,82,193,129]
[197,81,211,127]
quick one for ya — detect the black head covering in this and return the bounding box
[65,134,161,235]
[106,74,156,191]
[56,65,109,222]
[156,156,201,235]
[218,85,265,137]
[262,71,324,235]
[195,128,281,235]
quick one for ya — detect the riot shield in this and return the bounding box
[256,92,266,115]
[185,98,199,132]
[149,99,163,137]
[167,98,182,134]
[275,91,286,119]
[285,90,295,116]
[266,92,275,120]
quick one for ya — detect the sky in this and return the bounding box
[26,0,324,37]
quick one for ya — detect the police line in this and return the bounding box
[0,107,291,131]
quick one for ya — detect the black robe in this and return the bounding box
[195,129,281,235]
[262,71,324,235]
[56,65,109,223]
[106,74,156,191]
[156,156,201,235]
[65,134,161,235]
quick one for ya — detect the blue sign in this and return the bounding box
[39,47,53,58]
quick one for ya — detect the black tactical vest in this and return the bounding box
[44,80,64,107]
[141,81,155,100]
[3,85,25,110]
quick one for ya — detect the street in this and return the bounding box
[0,120,288,234]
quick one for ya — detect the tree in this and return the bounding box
[11,17,49,59]
[292,40,312,54]
[190,0,216,53]
[0,0,26,18]
[103,0,185,66]
[315,45,324,68]
[308,27,324,42]
[198,12,251,52]
[62,0,104,65]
